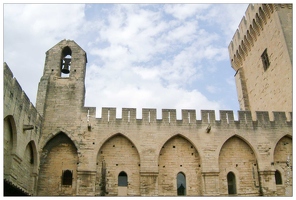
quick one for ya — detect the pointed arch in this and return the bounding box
[218,135,259,195]
[3,115,17,178]
[23,140,38,194]
[157,133,202,160]
[40,129,80,151]
[96,133,140,161]
[217,134,258,159]
[95,133,140,196]
[24,140,38,171]
[158,134,201,196]
[37,132,78,195]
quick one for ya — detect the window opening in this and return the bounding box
[61,46,72,77]
[29,143,34,164]
[177,172,186,196]
[62,170,73,185]
[118,171,128,186]
[275,170,282,185]
[261,48,270,71]
[227,172,237,195]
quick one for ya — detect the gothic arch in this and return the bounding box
[37,132,78,196]
[270,134,292,161]
[272,135,292,196]
[95,133,140,161]
[40,129,80,152]
[3,115,17,178]
[216,134,258,161]
[158,134,202,196]
[3,115,17,151]
[24,140,38,173]
[218,135,259,195]
[95,133,141,196]
[157,133,203,161]
[23,140,38,194]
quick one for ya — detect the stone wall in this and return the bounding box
[228,4,292,119]
[3,63,42,195]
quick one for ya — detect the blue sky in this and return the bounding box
[3,3,250,119]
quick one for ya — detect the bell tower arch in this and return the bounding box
[36,39,87,117]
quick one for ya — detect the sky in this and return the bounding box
[3,3,250,120]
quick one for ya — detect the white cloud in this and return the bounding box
[164,4,210,20]
[3,4,247,121]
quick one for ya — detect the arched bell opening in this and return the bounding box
[61,46,72,77]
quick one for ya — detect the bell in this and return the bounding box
[61,58,71,74]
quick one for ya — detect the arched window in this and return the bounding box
[62,170,73,185]
[118,171,128,186]
[61,46,72,77]
[177,172,186,196]
[275,170,282,185]
[227,172,237,195]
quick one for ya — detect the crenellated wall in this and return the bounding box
[228,4,292,119]
[3,62,43,196]
[3,4,293,196]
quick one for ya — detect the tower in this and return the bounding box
[228,4,292,119]
[36,39,87,119]
[35,40,88,195]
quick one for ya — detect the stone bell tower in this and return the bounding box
[35,40,88,195]
[36,39,87,118]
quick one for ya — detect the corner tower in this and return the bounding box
[36,39,87,121]
[228,4,292,119]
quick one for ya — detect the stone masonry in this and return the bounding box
[3,4,292,197]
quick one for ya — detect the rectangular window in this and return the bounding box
[261,48,270,71]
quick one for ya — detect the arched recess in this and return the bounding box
[219,136,259,196]
[23,141,38,194]
[158,134,201,196]
[3,115,17,179]
[273,135,292,196]
[60,46,72,77]
[37,132,78,196]
[95,133,140,196]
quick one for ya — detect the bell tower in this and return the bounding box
[36,39,87,120]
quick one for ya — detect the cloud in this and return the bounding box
[164,4,211,20]
[3,4,247,121]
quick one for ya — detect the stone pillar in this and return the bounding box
[202,172,220,196]
[140,172,158,196]
[76,170,97,196]
[258,170,276,196]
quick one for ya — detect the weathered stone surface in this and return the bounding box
[3,4,292,197]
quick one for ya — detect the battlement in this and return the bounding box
[3,63,42,123]
[228,4,292,71]
[84,107,292,128]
